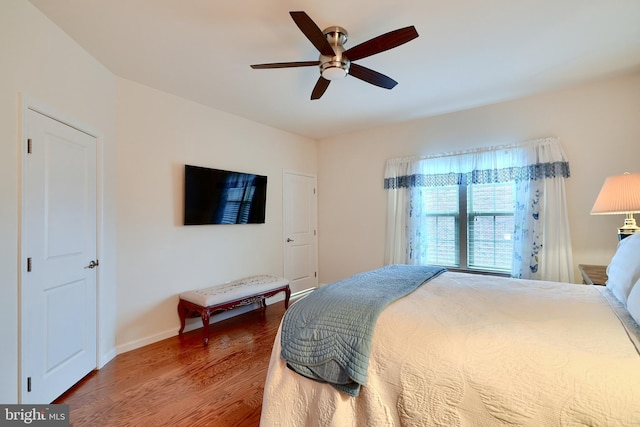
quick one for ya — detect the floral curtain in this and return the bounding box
[384,137,574,283]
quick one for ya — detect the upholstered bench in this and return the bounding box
[178,275,290,345]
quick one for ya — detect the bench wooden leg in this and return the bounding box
[201,309,210,346]
[177,300,189,335]
[178,299,210,346]
[284,286,291,309]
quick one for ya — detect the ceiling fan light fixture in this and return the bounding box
[321,61,348,80]
[320,26,349,81]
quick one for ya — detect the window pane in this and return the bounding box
[424,186,458,213]
[423,186,459,267]
[468,182,515,273]
[425,215,458,266]
[469,182,514,213]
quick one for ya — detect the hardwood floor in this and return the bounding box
[54,303,287,427]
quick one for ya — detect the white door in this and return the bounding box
[283,172,318,293]
[21,109,98,403]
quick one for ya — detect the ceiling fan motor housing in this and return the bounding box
[320,26,350,80]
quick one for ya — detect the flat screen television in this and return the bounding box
[184,164,267,225]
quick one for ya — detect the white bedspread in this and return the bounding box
[260,272,640,426]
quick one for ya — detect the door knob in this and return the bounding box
[85,260,99,269]
[286,238,294,242]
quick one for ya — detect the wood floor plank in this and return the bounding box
[54,303,286,426]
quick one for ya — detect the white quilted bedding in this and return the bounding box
[260,272,640,426]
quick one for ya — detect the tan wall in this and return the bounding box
[317,72,640,285]
[114,79,317,352]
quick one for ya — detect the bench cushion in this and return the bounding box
[179,275,289,307]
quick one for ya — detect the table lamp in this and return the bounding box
[591,172,640,240]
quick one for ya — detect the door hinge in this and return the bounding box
[27,257,32,272]
[27,138,32,154]
[314,230,316,236]
[27,377,32,392]
[315,272,317,278]
[313,188,316,194]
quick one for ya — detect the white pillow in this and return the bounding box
[606,232,640,306]
[626,278,640,326]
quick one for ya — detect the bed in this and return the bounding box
[260,234,640,426]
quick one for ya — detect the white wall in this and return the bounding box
[0,0,117,403]
[114,79,317,352]
[317,72,640,285]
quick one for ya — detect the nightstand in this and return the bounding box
[578,264,608,286]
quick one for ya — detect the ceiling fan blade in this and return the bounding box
[344,26,418,61]
[311,77,330,100]
[289,11,335,57]
[348,63,398,89]
[251,61,319,69]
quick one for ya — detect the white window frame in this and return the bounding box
[424,181,514,275]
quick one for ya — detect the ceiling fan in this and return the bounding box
[250,11,419,100]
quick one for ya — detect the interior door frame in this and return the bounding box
[18,95,105,402]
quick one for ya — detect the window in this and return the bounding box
[384,137,573,281]
[422,181,515,274]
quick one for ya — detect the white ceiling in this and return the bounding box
[28,0,640,140]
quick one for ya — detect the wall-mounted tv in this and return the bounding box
[184,164,267,225]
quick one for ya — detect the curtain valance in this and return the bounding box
[384,137,570,189]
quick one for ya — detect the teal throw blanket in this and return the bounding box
[280,264,446,396]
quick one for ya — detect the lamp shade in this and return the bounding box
[591,173,640,215]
